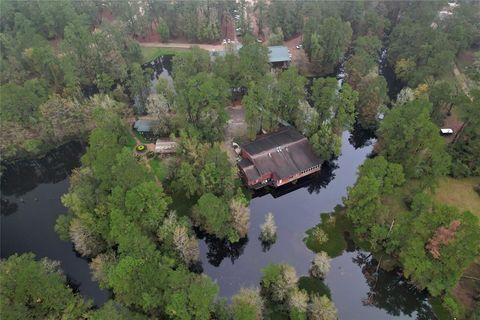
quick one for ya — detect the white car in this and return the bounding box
[222,39,227,44]
[227,38,231,44]
[440,128,454,135]
[296,44,302,49]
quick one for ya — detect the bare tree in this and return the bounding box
[69,219,106,257]
[260,212,277,243]
[173,225,200,264]
[230,198,250,238]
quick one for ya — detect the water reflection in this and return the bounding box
[349,122,376,150]
[0,141,109,305]
[1,141,85,197]
[195,229,249,267]
[353,252,435,319]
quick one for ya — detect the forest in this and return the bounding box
[1,1,479,319]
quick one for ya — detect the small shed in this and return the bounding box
[268,46,291,67]
[155,139,177,154]
[133,120,159,133]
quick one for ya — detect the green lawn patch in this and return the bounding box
[304,209,354,258]
[434,177,480,215]
[141,47,190,63]
[298,276,331,298]
[125,130,137,149]
[149,158,167,181]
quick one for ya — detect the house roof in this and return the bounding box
[133,120,158,132]
[240,127,322,180]
[268,46,291,63]
[210,45,290,63]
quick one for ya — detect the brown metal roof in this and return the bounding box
[240,127,322,180]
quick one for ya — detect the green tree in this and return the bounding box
[0,79,48,124]
[124,181,172,234]
[397,194,480,296]
[157,17,170,41]
[232,288,264,320]
[356,74,388,129]
[0,254,91,320]
[260,263,297,303]
[176,72,229,141]
[378,98,451,184]
[303,17,352,73]
[128,63,150,113]
[193,193,239,242]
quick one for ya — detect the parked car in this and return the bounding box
[440,128,454,135]
[296,44,303,49]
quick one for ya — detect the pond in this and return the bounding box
[0,141,110,306]
[199,130,436,319]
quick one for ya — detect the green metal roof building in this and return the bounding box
[210,45,291,64]
[267,46,291,63]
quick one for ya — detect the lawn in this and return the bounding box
[149,158,167,181]
[434,177,480,215]
[141,47,190,63]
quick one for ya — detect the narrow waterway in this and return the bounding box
[0,142,109,306]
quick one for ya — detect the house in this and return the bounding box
[237,127,322,189]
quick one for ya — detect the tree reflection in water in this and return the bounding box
[195,228,249,267]
[352,252,435,319]
[348,122,376,150]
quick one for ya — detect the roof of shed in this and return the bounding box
[268,46,291,63]
[133,119,159,132]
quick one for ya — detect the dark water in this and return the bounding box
[199,131,435,319]
[0,141,109,306]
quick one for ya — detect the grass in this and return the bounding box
[434,177,480,215]
[141,47,190,63]
[125,130,137,149]
[149,158,167,181]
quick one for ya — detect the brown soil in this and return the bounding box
[452,261,480,314]
[284,34,315,75]
[443,110,464,144]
